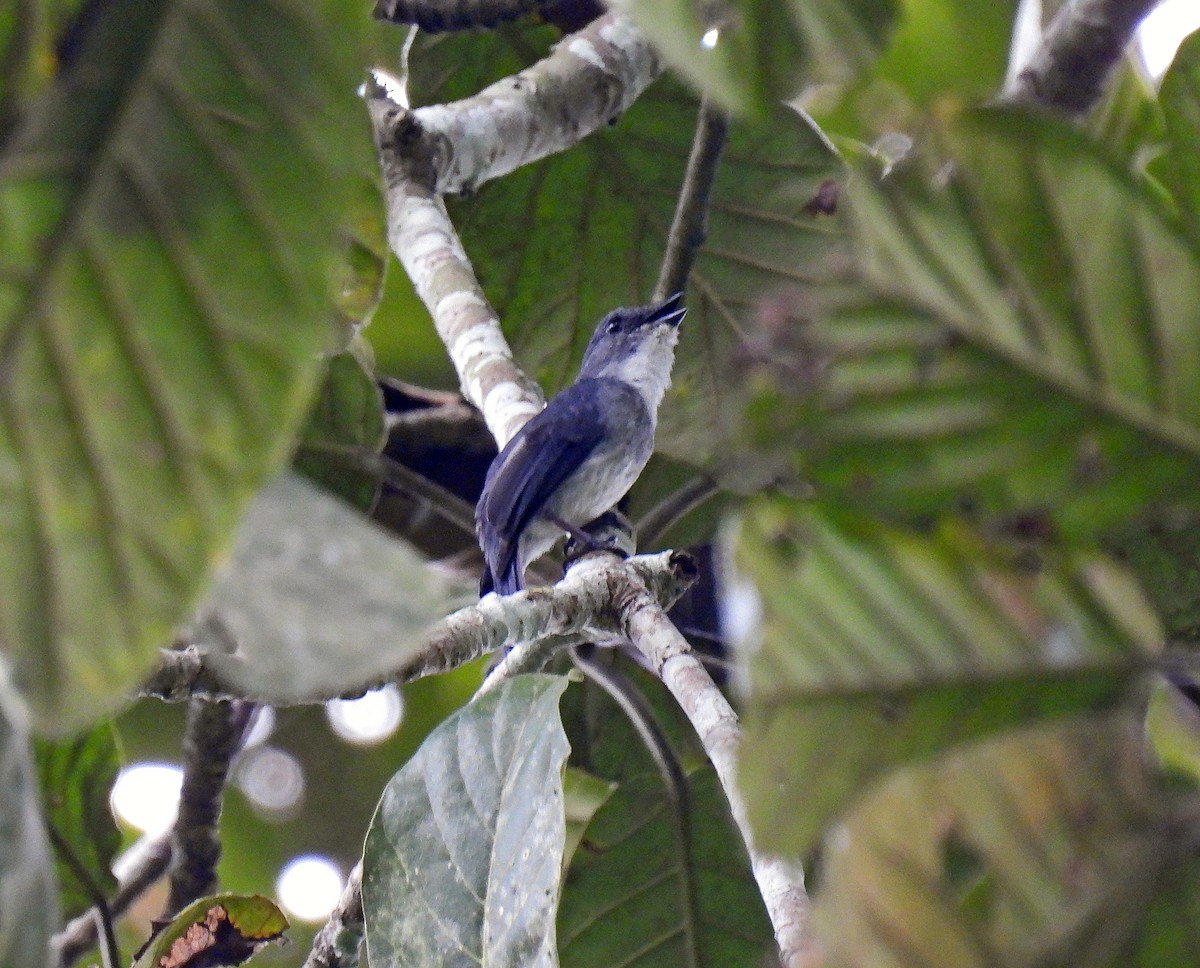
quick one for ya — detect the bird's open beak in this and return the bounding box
[648,291,687,328]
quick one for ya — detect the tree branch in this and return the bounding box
[614,576,813,968]
[163,699,255,917]
[140,552,697,703]
[1004,0,1160,114]
[376,12,661,196]
[367,12,662,449]
[654,98,729,301]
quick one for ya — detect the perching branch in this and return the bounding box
[654,98,729,302]
[140,552,697,703]
[162,699,255,917]
[613,576,813,968]
[1004,0,1161,114]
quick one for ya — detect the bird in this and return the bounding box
[476,293,686,595]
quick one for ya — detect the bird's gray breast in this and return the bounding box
[542,381,653,526]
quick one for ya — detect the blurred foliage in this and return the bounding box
[5,1,1200,967]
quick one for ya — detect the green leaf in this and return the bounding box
[0,0,374,731]
[750,106,1200,537]
[608,0,897,116]
[0,661,58,968]
[294,352,387,512]
[734,502,1160,856]
[813,714,1197,966]
[561,767,615,875]
[363,674,570,968]
[35,720,121,919]
[426,73,843,487]
[558,667,773,968]
[1157,31,1200,240]
[0,0,86,139]
[1145,676,1200,787]
[193,473,474,704]
[131,892,288,968]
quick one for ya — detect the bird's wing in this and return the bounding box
[476,381,607,593]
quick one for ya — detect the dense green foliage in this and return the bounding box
[3,1,1200,966]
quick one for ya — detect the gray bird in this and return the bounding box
[476,293,686,595]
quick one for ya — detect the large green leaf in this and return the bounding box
[294,351,387,512]
[363,674,570,968]
[36,720,121,919]
[743,106,1200,537]
[0,0,373,731]
[0,0,86,141]
[192,473,473,704]
[408,29,844,489]
[558,665,773,968]
[608,0,897,116]
[1156,31,1200,240]
[0,661,57,968]
[734,501,1160,856]
[813,714,1198,967]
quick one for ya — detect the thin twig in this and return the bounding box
[636,475,719,549]
[46,824,121,968]
[614,575,812,968]
[51,834,173,968]
[1004,0,1161,114]
[655,99,729,302]
[163,700,255,917]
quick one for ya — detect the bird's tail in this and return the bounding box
[479,561,522,597]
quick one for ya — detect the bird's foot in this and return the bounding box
[556,510,637,568]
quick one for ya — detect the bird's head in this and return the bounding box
[578,293,686,403]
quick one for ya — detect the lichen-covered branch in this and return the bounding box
[366,12,661,448]
[1005,0,1161,114]
[615,577,813,968]
[378,12,661,196]
[141,552,696,703]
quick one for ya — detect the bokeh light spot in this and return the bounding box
[326,685,404,746]
[236,745,305,819]
[277,855,344,922]
[110,763,182,834]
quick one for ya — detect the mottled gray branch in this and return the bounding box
[162,699,254,917]
[1005,0,1161,114]
[140,552,697,703]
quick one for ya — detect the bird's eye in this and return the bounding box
[607,320,621,334]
